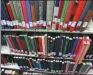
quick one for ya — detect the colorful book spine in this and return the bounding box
[63,1,75,31]
[70,0,86,32]
[76,1,92,30]
[26,0,33,29]
[20,0,29,29]
[46,1,54,30]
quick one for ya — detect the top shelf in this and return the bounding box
[1,29,93,34]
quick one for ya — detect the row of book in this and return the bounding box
[3,34,92,64]
[1,55,92,74]
[1,68,41,75]
[1,0,93,31]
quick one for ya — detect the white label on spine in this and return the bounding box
[6,21,10,26]
[19,22,22,27]
[77,21,82,26]
[82,22,88,27]
[71,21,77,27]
[68,21,72,25]
[1,20,3,25]
[10,21,13,26]
[54,7,59,17]
[29,22,33,27]
[36,21,40,24]
[43,21,46,26]
[2,20,6,25]
[26,23,29,29]
[15,20,18,25]
[64,23,67,28]
[48,21,51,25]
[12,21,16,26]
[40,20,43,24]
[60,22,63,26]
[22,21,25,27]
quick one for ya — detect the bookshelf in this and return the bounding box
[1,0,93,75]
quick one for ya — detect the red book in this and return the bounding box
[73,37,83,59]
[6,3,14,20]
[38,36,43,55]
[75,39,86,64]
[20,0,29,29]
[19,35,29,54]
[7,35,16,53]
[70,0,86,32]
[58,0,64,18]
[16,36,24,54]
[64,1,75,23]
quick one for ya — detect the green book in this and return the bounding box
[17,0,24,22]
[9,0,17,20]
[60,0,69,22]
[80,63,90,73]
[12,0,21,22]
[63,37,69,56]
[24,35,31,54]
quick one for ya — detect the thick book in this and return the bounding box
[20,0,29,29]
[9,0,17,20]
[46,1,54,30]
[76,1,92,30]
[78,38,91,63]
[16,36,24,54]
[30,1,36,22]
[19,35,29,54]
[80,1,93,31]
[38,36,43,55]
[58,0,64,18]
[17,0,25,29]
[60,0,69,22]
[12,1,21,29]
[63,1,75,31]
[75,39,87,64]
[11,35,21,53]
[7,35,17,52]
[6,2,14,21]
[70,0,86,32]
[73,37,82,59]
[71,37,78,57]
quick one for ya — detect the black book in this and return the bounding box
[75,63,83,74]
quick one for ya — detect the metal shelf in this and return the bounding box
[1,53,93,62]
[1,65,71,75]
[1,29,93,34]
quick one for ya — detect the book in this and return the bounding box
[58,0,64,18]
[73,37,83,59]
[60,0,69,22]
[26,0,32,29]
[30,1,36,22]
[70,0,86,32]
[20,0,29,29]
[19,35,29,54]
[63,1,75,31]
[76,1,92,30]
[17,0,25,29]
[6,2,14,21]
[80,1,93,31]
[46,1,54,30]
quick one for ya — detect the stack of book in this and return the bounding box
[3,34,92,64]
[1,55,92,74]
[1,0,93,32]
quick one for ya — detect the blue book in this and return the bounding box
[71,37,78,57]
[26,0,32,29]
